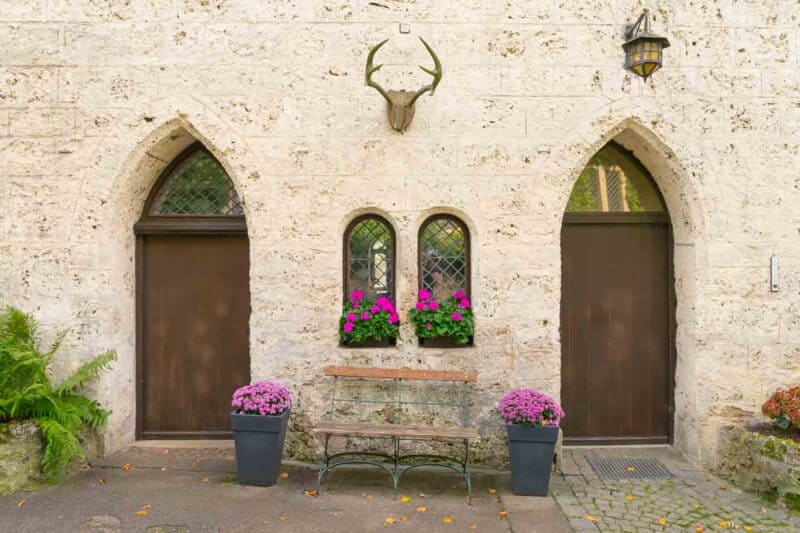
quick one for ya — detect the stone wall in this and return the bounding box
[0,423,43,496]
[716,424,800,511]
[0,1,798,467]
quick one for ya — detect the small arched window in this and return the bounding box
[344,215,395,301]
[566,142,665,213]
[419,215,470,300]
[147,144,243,216]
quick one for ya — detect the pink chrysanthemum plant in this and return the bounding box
[231,380,292,416]
[409,289,474,345]
[499,389,565,427]
[339,289,400,345]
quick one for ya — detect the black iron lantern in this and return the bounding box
[622,9,670,81]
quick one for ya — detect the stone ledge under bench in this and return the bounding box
[715,423,800,512]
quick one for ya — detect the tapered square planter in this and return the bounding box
[231,408,290,487]
[506,424,559,496]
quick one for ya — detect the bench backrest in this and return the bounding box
[324,366,477,428]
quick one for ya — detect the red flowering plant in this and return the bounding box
[762,386,800,430]
[409,289,474,344]
[339,289,400,345]
[499,389,565,427]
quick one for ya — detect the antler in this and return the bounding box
[408,37,442,106]
[365,39,392,104]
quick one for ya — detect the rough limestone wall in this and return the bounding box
[0,423,42,496]
[0,1,798,467]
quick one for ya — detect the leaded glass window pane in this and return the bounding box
[420,216,469,300]
[345,216,394,300]
[566,143,665,213]
[150,150,243,216]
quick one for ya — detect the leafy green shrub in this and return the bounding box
[0,307,116,478]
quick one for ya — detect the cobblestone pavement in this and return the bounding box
[552,447,800,532]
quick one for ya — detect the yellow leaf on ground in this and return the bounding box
[719,485,727,490]
[488,488,496,494]
[442,517,453,524]
[419,493,428,498]
[470,525,477,530]
[201,477,210,483]
[657,517,667,526]
[695,526,705,532]
[498,511,508,520]
[304,489,318,497]
[279,517,286,522]
[718,521,729,528]
[122,463,133,471]
[743,527,753,532]
[136,510,148,516]
[17,499,25,507]
[279,472,289,479]
[385,516,396,525]
[401,516,408,522]
[400,495,411,503]
[98,478,106,485]
[364,494,373,501]
[625,494,634,501]
[586,515,597,522]
[416,506,427,513]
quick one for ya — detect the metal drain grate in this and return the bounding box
[586,456,675,480]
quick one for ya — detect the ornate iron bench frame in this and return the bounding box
[313,366,479,501]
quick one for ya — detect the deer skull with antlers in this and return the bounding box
[365,37,442,132]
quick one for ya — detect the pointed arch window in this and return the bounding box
[419,215,470,300]
[566,142,665,213]
[344,215,395,301]
[148,146,243,216]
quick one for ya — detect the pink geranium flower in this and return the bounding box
[360,312,371,320]
[451,312,462,321]
[388,313,399,324]
[370,305,380,314]
[418,289,431,301]
[350,289,364,301]
[459,298,471,309]
[343,321,354,333]
[429,300,439,311]
[453,290,466,300]
[347,312,357,322]
[415,301,425,311]
[426,322,433,330]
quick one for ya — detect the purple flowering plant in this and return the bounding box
[499,389,565,427]
[408,289,474,344]
[340,290,400,344]
[231,380,292,416]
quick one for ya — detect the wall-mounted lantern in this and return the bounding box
[622,9,670,81]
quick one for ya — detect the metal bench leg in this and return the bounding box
[316,434,331,492]
[464,439,472,504]
[392,437,400,500]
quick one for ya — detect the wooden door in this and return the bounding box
[139,235,250,438]
[561,217,672,444]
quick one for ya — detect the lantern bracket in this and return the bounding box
[623,9,649,41]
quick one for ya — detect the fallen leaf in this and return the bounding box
[141,504,152,510]
[279,517,286,522]
[470,525,477,530]
[80,464,92,471]
[304,489,318,497]
[719,521,729,528]
[695,504,703,510]
[626,465,636,472]
[401,516,408,522]
[17,499,25,507]
[279,472,289,479]
[135,504,151,517]
[488,488,496,494]
[201,477,210,483]
[122,463,132,471]
[419,493,428,498]
[442,517,452,524]
[98,477,106,485]
[498,511,508,520]
[743,527,753,532]
[586,515,597,522]
[400,495,411,503]
[416,506,427,513]
[161,448,169,454]
[657,517,667,526]
[719,485,727,491]
[695,526,705,532]
[364,494,373,501]
[625,494,634,501]
[385,516,396,525]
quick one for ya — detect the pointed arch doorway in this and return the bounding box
[135,143,250,439]
[560,142,675,445]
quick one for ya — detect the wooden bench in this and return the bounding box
[313,366,479,499]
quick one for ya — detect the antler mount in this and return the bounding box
[365,37,442,132]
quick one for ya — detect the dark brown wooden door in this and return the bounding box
[561,217,672,444]
[140,235,250,439]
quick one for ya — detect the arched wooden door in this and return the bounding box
[560,142,675,445]
[135,143,250,439]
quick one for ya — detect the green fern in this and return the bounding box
[0,307,117,479]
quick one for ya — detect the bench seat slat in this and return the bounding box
[324,366,477,382]
[313,422,479,440]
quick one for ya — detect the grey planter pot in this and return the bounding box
[231,408,290,487]
[506,424,559,496]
